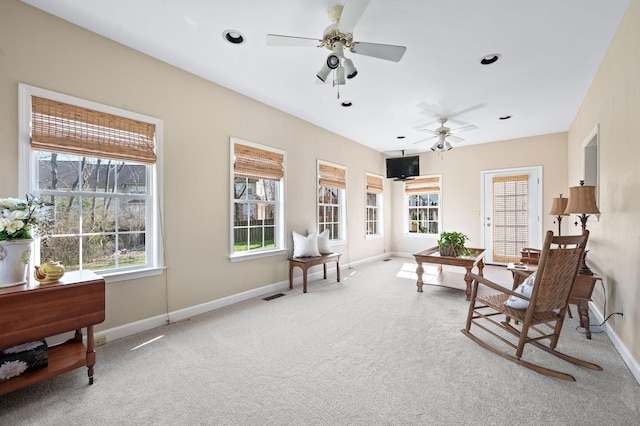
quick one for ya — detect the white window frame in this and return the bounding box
[317,160,347,243]
[365,172,383,239]
[229,137,286,262]
[405,174,442,237]
[18,83,164,283]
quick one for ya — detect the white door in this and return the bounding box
[482,167,542,265]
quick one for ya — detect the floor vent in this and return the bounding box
[382,258,392,262]
[263,293,285,301]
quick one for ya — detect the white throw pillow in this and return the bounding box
[504,272,536,309]
[317,229,332,254]
[292,231,320,258]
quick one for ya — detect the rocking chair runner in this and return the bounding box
[461,230,602,381]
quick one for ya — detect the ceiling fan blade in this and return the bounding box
[352,41,407,62]
[337,0,371,33]
[266,34,320,47]
[418,128,438,135]
[447,135,465,143]
[450,124,478,134]
[413,135,437,144]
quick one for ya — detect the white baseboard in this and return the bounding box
[96,254,385,346]
[92,254,640,386]
[588,301,640,384]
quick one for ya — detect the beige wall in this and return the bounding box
[568,0,640,361]
[389,132,569,255]
[2,0,638,369]
[0,0,386,329]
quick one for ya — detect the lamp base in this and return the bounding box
[579,250,593,275]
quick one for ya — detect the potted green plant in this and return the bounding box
[437,231,469,257]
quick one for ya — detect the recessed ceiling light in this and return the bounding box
[480,53,501,65]
[341,101,353,107]
[499,115,512,120]
[223,30,245,44]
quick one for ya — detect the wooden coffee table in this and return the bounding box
[412,247,486,300]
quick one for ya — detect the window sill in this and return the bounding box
[102,267,166,284]
[229,248,288,262]
[405,232,438,238]
[366,234,383,240]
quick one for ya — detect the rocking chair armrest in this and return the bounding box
[468,273,531,302]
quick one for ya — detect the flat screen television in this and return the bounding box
[386,156,419,181]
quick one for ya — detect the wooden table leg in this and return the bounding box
[577,300,592,339]
[323,263,327,279]
[336,260,341,282]
[416,261,424,292]
[289,263,294,290]
[464,266,473,301]
[477,258,485,277]
[86,326,96,385]
[302,266,308,293]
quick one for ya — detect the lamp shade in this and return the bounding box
[564,183,600,215]
[549,195,569,216]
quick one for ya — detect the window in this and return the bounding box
[365,173,383,236]
[19,84,163,280]
[231,139,285,258]
[405,175,441,235]
[318,161,346,241]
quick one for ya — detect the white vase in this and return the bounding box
[0,239,33,288]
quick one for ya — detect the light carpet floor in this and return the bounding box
[1,257,639,425]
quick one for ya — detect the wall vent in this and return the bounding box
[263,293,285,301]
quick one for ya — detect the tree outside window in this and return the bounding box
[231,140,284,256]
[20,84,162,276]
[318,162,346,241]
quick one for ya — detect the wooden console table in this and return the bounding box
[288,253,341,293]
[507,263,601,339]
[0,270,105,395]
[412,247,486,300]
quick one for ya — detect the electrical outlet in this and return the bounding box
[95,335,107,346]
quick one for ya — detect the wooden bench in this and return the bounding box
[288,253,342,293]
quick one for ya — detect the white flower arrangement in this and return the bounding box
[0,194,52,241]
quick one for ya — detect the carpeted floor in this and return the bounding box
[1,257,639,425]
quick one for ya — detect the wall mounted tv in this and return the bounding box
[386,156,420,181]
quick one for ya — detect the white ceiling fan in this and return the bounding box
[414,118,478,152]
[266,0,406,88]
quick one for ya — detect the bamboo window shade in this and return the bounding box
[404,176,440,194]
[234,143,284,180]
[366,175,383,194]
[31,96,157,165]
[492,174,529,263]
[318,163,346,189]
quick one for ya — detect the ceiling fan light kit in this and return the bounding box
[343,58,358,79]
[415,117,478,154]
[267,0,406,99]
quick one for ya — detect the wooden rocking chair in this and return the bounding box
[461,230,602,381]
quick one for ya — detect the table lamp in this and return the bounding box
[563,180,600,275]
[549,194,569,235]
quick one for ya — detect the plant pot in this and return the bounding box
[439,244,464,257]
[0,239,33,288]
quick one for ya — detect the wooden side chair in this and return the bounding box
[461,230,602,381]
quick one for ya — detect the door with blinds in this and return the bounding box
[482,167,541,264]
